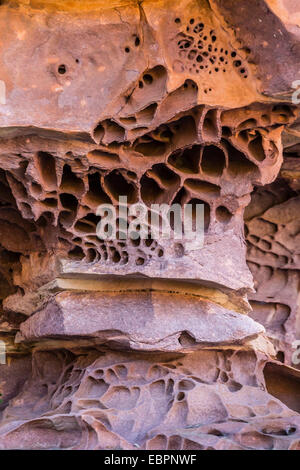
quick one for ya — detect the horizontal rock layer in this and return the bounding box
[1,349,300,450]
[0,0,300,452]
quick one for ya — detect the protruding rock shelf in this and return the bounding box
[0,0,300,451]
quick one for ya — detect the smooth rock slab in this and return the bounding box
[18,290,264,351]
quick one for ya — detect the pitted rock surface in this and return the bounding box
[0,0,300,450]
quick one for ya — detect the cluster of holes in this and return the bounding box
[245,194,299,268]
[138,149,238,233]
[249,301,290,335]
[92,66,292,157]
[6,158,168,267]
[7,131,264,264]
[93,65,168,144]
[87,103,290,262]
[58,64,67,75]
[247,262,292,302]
[24,349,298,450]
[173,17,249,80]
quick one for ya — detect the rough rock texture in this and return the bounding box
[0,0,300,450]
[1,349,300,450]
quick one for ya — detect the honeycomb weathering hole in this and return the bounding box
[35,152,57,191]
[201,145,225,176]
[104,170,138,204]
[0,97,291,270]
[168,145,201,173]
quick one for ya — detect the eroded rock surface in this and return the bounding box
[1,349,300,450]
[246,178,300,365]
[0,0,300,450]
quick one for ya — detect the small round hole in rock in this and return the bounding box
[58,64,67,75]
[228,380,243,392]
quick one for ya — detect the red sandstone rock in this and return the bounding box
[0,0,299,451]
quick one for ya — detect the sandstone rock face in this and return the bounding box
[0,0,300,450]
[246,178,300,365]
[1,349,300,450]
[17,290,264,350]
